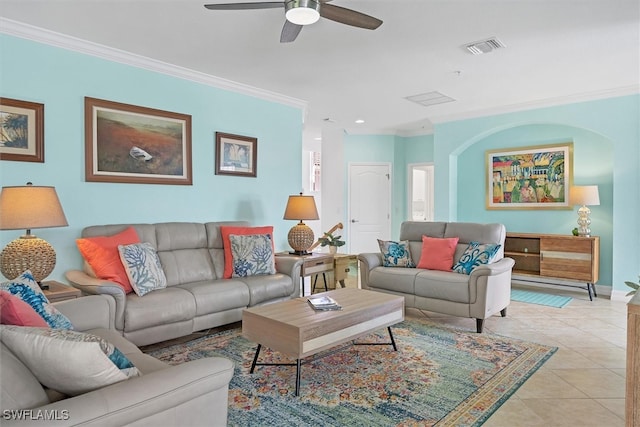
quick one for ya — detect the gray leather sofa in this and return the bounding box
[66,222,302,346]
[0,295,234,426]
[358,221,515,333]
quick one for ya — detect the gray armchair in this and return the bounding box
[1,295,234,426]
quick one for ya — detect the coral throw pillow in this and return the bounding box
[0,290,49,327]
[76,227,140,293]
[220,226,274,279]
[417,236,460,271]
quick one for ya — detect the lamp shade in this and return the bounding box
[0,184,68,231]
[569,185,600,207]
[283,194,319,221]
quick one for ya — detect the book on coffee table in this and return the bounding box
[307,295,342,311]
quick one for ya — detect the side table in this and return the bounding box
[333,253,358,289]
[42,280,82,303]
[275,252,334,296]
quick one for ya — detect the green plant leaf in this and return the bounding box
[625,281,639,290]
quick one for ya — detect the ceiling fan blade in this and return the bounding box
[204,2,283,10]
[281,20,303,43]
[320,4,382,30]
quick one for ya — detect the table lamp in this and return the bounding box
[569,185,600,237]
[0,183,68,283]
[283,192,319,255]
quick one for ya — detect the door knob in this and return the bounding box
[351,219,359,223]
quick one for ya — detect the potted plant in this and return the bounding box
[625,275,639,297]
[318,231,346,254]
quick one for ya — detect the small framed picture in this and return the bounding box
[215,132,257,177]
[85,97,192,185]
[0,97,44,163]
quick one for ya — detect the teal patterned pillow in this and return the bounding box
[0,270,73,329]
[0,325,140,396]
[118,242,167,297]
[452,241,501,275]
[377,239,415,268]
[230,233,276,277]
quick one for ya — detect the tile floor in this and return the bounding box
[408,285,628,427]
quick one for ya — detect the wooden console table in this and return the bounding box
[504,232,600,300]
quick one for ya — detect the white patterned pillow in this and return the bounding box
[0,270,73,329]
[118,243,167,297]
[230,233,276,277]
[0,325,141,396]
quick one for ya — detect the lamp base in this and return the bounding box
[289,250,311,256]
[287,222,315,254]
[577,205,592,237]
[0,235,56,282]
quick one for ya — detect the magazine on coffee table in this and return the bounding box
[307,295,342,311]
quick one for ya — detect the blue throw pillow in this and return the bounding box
[377,239,415,268]
[452,242,501,275]
[0,270,74,329]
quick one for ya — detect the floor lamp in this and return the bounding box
[0,183,68,285]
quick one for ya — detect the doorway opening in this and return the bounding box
[408,163,434,221]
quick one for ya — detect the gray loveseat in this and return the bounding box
[1,295,234,426]
[66,222,302,346]
[358,221,515,333]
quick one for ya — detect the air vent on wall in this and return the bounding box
[405,91,456,107]
[464,37,506,55]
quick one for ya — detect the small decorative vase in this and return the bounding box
[329,246,337,254]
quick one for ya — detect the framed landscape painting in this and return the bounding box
[486,142,573,210]
[215,132,257,177]
[0,97,44,163]
[85,97,192,185]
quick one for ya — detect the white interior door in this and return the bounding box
[348,163,391,254]
[408,163,434,221]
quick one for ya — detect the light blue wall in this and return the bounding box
[455,124,614,288]
[342,96,638,292]
[0,35,304,282]
[434,95,639,291]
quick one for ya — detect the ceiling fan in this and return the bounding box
[204,0,383,43]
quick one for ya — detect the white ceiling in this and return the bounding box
[1,0,638,138]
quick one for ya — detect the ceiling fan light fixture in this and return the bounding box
[285,0,321,25]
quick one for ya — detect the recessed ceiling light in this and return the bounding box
[355,119,365,124]
[314,137,322,141]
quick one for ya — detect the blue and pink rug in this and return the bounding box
[147,318,556,426]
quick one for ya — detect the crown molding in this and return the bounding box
[429,85,640,125]
[0,18,308,115]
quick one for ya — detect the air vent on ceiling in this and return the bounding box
[405,91,456,107]
[464,37,506,55]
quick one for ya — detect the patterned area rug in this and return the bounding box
[511,289,573,308]
[146,319,556,426]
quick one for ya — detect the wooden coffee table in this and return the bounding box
[242,288,404,396]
